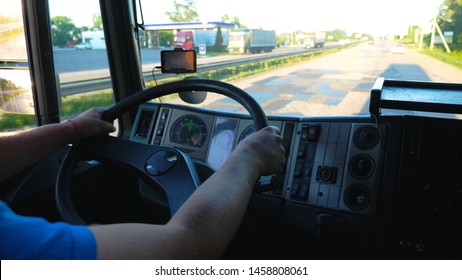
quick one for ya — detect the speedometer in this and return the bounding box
[170,115,207,147]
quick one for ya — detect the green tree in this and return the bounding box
[92,14,102,30]
[326,29,347,41]
[213,26,224,51]
[165,0,199,22]
[51,16,80,48]
[407,25,421,43]
[221,14,230,22]
[221,14,246,29]
[159,30,174,47]
[276,34,285,47]
[76,26,89,43]
[438,0,462,48]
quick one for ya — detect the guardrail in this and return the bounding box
[59,44,340,96]
[0,23,23,34]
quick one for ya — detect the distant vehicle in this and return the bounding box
[81,31,106,49]
[391,44,405,54]
[74,42,92,50]
[228,29,276,54]
[303,31,326,48]
[172,29,229,52]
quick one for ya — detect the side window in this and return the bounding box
[48,0,115,121]
[0,0,116,133]
[0,0,35,132]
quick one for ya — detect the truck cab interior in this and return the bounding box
[1,0,462,260]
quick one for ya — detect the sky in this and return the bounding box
[2,0,444,36]
[145,0,444,35]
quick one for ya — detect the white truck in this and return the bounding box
[81,31,106,49]
[228,29,276,54]
[303,31,326,48]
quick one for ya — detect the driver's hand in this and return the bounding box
[68,108,116,139]
[232,126,285,176]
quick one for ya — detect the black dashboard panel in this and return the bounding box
[393,116,462,258]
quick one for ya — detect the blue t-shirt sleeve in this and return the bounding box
[0,201,97,260]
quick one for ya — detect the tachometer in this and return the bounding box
[170,115,207,147]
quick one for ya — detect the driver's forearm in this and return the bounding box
[90,150,259,260]
[166,150,259,258]
[0,122,77,182]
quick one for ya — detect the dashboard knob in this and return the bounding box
[349,154,375,179]
[353,125,380,150]
[343,184,371,211]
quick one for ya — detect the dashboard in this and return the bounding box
[130,103,383,217]
[127,79,462,259]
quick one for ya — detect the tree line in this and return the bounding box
[51,14,102,48]
[50,0,462,50]
[438,0,462,49]
[48,0,361,49]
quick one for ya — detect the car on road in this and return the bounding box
[74,42,92,50]
[391,43,405,54]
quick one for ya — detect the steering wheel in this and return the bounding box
[56,79,268,225]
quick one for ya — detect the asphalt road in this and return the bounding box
[53,46,301,73]
[168,41,462,117]
[54,47,166,73]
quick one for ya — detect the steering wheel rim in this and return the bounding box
[102,79,269,127]
[56,79,269,225]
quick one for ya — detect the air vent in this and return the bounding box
[406,120,462,163]
[135,109,154,139]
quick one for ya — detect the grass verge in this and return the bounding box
[420,48,462,70]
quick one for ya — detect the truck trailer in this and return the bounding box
[173,29,229,52]
[81,30,106,49]
[228,29,276,54]
[303,31,326,48]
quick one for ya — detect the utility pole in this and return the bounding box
[419,27,424,49]
[430,13,451,53]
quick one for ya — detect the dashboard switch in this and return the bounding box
[308,125,320,142]
[254,174,284,193]
[156,125,165,136]
[291,183,299,197]
[301,126,309,140]
[298,144,307,158]
[294,162,303,178]
[298,184,309,198]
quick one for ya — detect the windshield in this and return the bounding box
[2,0,461,131]
[229,35,244,42]
[138,0,462,117]
[174,36,186,42]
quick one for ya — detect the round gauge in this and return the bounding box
[170,115,207,147]
[239,125,256,142]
